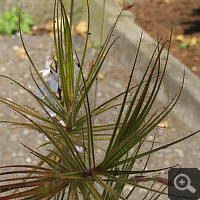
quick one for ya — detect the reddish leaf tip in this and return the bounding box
[122,5,133,11]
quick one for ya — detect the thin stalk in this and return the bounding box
[70,0,74,30]
[75,51,95,169]
[100,0,106,47]
[93,0,106,123]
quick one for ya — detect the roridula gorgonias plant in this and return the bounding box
[0,0,199,199]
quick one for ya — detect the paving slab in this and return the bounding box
[90,0,200,130]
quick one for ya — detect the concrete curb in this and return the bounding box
[91,0,200,129]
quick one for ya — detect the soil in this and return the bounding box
[129,0,200,77]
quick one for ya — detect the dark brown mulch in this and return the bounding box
[130,0,200,77]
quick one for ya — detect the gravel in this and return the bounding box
[0,32,199,199]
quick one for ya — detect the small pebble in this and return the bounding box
[13,45,19,51]
[12,152,17,157]
[191,66,199,72]
[26,157,32,163]
[23,129,29,135]
[1,67,6,72]
[175,148,184,158]
[97,92,102,97]
[165,160,170,166]
[98,73,104,79]
[32,25,38,31]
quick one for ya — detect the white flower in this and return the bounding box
[39,57,52,77]
[35,72,60,118]
[35,72,60,99]
[50,72,59,92]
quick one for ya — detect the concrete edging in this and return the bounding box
[91,0,200,129]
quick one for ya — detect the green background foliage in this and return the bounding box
[0,6,34,35]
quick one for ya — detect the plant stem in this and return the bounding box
[70,0,74,30]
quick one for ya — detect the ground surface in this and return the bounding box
[0,31,199,198]
[130,0,200,77]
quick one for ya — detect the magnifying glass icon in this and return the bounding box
[174,174,196,193]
